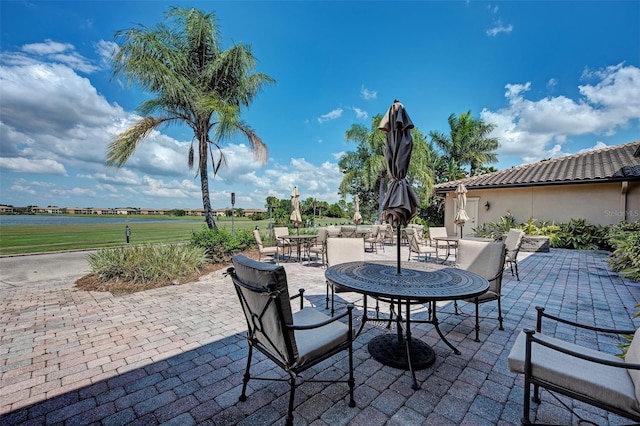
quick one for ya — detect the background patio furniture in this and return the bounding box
[405,227,437,262]
[504,228,525,280]
[453,239,506,342]
[273,226,292,260]
[508,306,640,425]
[229,255,356,426]
[308,227,328,266]
[252,229,278,263]
[325,237,365,316]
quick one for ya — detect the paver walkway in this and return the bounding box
[1,246,639,425]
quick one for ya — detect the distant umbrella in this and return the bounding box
[290,186,302,233]
[454,183,469,238]
[353,194,363,226]
[378,100,418,273]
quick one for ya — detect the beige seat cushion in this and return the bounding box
[625,328,640,402]
[292,308,350,368]
[508,330,640,417]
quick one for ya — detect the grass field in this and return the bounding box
[0,216,349,255]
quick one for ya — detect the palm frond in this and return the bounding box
[106,116,165,167]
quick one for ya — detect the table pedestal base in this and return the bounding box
[368,334,435,370]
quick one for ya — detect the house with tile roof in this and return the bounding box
[433,141,640,236]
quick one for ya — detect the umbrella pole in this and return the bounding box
[396,224,401,275]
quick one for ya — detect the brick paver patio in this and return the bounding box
[1,245,639,425]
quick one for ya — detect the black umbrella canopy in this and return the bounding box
[378,100,419,274]
[378,100,418,227]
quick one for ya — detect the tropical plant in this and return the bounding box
[429,110,499,179]
[190,226,254,263]
[339,114,387,220]
[552,218,598,250]
[106,7,275,229]
[607,221,640,282]
[87,244,208,291]
[339,115,436,222]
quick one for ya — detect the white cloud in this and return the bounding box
[486,21,513,37]
[318,108,343,123]
[353,107,368,120]
[360,86,377,100]
[0,157,67,175]
[21,39,99,73]
[480,63,640,163]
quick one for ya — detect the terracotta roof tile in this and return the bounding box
[434,141,640,192]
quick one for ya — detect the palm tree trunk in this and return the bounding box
[378,175,386,221]
[199,134,217,229]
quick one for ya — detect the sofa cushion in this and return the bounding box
[625,328,640,402]
[508,330,640,417]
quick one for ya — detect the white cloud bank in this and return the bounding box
[480,63,640,163]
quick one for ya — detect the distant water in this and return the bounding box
[0,215,202,227]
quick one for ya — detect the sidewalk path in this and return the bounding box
[1,246,639,425]
[0,251,93,289]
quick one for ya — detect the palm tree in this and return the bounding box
[339,115,436,221]
[106,7,275,228]
[430,111,499,179]
[339,115,387,220]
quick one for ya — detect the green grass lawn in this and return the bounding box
[0,216,349,255]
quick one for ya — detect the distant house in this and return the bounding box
[243,208,265,217]
[66,207,92,215]
[433,141,640,237]
[92,208,116,215]
[0,205,14,214]
[31,206,63,214]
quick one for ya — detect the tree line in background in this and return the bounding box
[338,111,499,226]
[103,6,500,230]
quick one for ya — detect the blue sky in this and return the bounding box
[1,1,639,210]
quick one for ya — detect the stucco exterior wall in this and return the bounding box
[442,181,640,234]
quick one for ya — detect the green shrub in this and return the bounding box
[190,226,255,263]
[607,221,640,282]
[472,213,516,239]
[87,244,208,288]
[551,218,598,250]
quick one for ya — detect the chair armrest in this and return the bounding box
[524,329,640,369]
[535,306,636,335]
[286,304,354,331]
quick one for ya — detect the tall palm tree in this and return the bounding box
[430,111,499,179]
[106,7,275,228]
[339,115,436,221]
[339,115,387,220]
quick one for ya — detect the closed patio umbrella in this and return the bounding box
[378,100,418,274]
[353,194,362,227]
[290,186,302,234]
[454,183,469,238]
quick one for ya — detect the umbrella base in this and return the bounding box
[368,333,435,370]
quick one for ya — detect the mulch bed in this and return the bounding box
[75,248,260,295]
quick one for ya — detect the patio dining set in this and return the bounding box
[238,225,640,425]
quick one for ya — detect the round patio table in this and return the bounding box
[325,261,488,390]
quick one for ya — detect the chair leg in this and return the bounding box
[325,281,330,310]
[239,344,253,402]
[454,300,460,315]
[497,297,504,330]
[286,374,296,426]
[515,261,520,281]
[474,299,480,342]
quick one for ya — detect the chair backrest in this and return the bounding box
[340,226,357,238]
[315,227,329,244]
[456,240,506,293]
[428,227,448,239]
[326,237,364,267]
[368,225,379,238]
[504,229,525,258]
[404,228,421,252]
[326,226,341,238]
[230,254,297,365]
[253,229,264,249]
[273,227,289,239]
